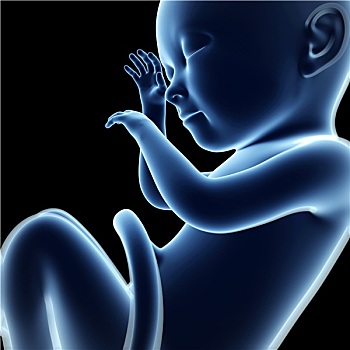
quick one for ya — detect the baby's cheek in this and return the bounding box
[187,64,225,105]
[186,51,282,120]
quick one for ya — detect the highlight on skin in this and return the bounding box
[1,1,349,349]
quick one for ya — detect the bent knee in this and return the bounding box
[2,213,84,268]
[1,214,75,307]
[37,208,76,222]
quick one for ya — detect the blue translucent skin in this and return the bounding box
[1,1,349,349]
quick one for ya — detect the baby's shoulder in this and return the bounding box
[288,136,349,204]
[264,136,349,214]
[275,136,349,185]
[292,136,350,217]
[293,136,349,168]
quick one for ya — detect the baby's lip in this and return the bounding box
[176,105,199,121]
[179,111,199,122]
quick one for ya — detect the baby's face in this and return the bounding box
[157,1,301,151]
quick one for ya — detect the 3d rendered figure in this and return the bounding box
[1,1,349,349]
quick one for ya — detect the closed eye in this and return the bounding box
[185,46,207,59]
[182,32,213,59]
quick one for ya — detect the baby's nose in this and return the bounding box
[165,83,188,105]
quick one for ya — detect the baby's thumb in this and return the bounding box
[156,71,167,92]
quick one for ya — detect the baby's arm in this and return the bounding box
[125,51,211,209]
[106,112,349,233]
[124,50,169,210]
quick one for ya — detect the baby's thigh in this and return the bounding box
[2,211,130,349]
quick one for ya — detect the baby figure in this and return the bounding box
[2,1,349,349]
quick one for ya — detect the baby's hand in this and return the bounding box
[105,110,152,137]
[125,50,167,125]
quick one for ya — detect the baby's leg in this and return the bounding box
[37,208,123,273]
[1,212,130,349]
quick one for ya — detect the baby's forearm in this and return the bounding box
[107,110,208,227]
[139,153,170,209]
[136,120,206,221]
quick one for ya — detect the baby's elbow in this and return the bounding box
[143,191,170,210]
[151,201,171,210]
[178,204,235,233]
[185,216,235,234]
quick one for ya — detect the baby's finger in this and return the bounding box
[105,118,116,128]
[137,49,154,74]
[105,112,124,128]
[124,65,139,82]
[108,112,123,119]
[106,112,125,128]
[148,52,162,74]
[105,117,117,128]
[129,53,147,75]
[156,72,167,92]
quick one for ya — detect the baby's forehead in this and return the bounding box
[157,1,295,40]
[157,2,286,57]
[157,1,214,36]
[157,0,317,28]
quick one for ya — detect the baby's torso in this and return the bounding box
[158,213,348,349]
[157,138,349,349]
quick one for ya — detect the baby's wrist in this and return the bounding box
[149,116,166,134]
[142,104,166,131]
[141,96,165,108]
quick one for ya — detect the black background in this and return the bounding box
[1,1,349,349]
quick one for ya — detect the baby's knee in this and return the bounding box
[37,208,76,222]
[1,214,72,311]
[2,212,78,270]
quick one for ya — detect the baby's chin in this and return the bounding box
[188,128,236,153]
[182,111,241,152]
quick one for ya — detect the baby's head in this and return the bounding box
[156,0,350,151]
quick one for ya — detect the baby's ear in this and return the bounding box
[299,3,349,78]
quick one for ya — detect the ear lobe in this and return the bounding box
[300,3,349,78]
